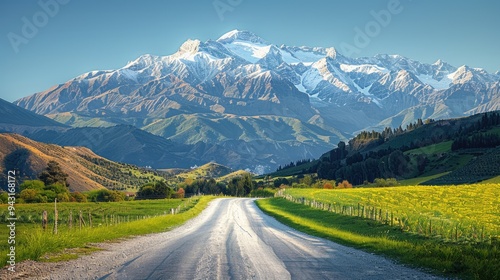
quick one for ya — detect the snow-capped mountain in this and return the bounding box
[14,30,500,169]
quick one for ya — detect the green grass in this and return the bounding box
[399,172,450,185]
[405,141,453,155]
[0,196,215,265]
[121,167,166,187]
[282,185,500,241]
[265,162,318,178]
[1,199,190,225]
[481,176,500,184]
[424,149,500,185]
[256,198,500,279]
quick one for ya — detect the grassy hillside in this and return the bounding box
[268,111,500,185]
[423,148,500,185]
[172,162,233,182]
[142,113,344,146]
[0,134,171,192]
[217,170,251,182]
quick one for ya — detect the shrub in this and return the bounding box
[137,181,173,199]
[20,180,45,191]
[87,189,125,202]
[172,188,185,199]
[70,192,88,202]
[323,182,334,189]
[337,180,353,189]
[373,178,399,187]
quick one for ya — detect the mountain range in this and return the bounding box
[12,30,500,171]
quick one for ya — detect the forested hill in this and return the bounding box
[272,111,500,185]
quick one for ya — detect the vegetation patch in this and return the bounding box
[0,196,216,265]
[256,198,500,279]
[41,246,101,262]
[281,185,500,242]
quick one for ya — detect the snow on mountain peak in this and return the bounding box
[217,30,268,45]
[450,65,476,84]
[218,29,240,40]
[124,54,161,70]
[43,30,500,111]
[178,39,201,55]
[432,59,454,70]
[433,59,444,66]
[325,47,337,59]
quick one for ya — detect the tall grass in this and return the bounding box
[0,196,215,265]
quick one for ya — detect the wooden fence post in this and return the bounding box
[42,210,48,230]
[53,198,58,235]
[68,210,73,229]
[79,210,83,230]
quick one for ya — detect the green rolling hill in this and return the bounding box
[267,111,500,185]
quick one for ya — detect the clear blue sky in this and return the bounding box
[1,0,499,102]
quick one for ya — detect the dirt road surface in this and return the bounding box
[7,198,441,279]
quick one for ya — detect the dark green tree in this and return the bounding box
[137,181,173,199]
[38,161,68,187]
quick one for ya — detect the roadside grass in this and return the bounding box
[0,196,216,265]
[256,198,500,279]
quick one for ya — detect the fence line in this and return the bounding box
[275,189,491,243]
[27,196,200,234]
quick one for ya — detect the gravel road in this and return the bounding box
[5,198,441,279]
